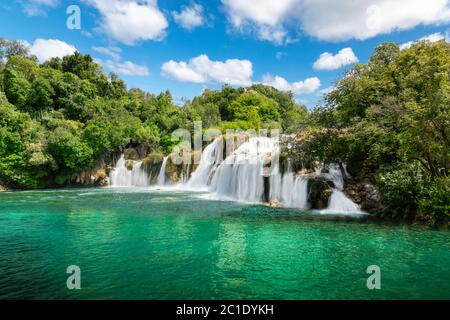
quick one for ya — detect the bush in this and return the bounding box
[376,161,424,217]
[418,176,450,223]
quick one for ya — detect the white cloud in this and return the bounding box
[161,54,253,86]
[96,58,150,76]
[316,86,335,97]
[21,0,58,16]
[92,46,149,76]
[28,38,77,63]
[275,52,288,60]
[399,32,450,49]
[313,48,359,71]
[222,0,296,44]
[84,0,168,45]
[222,0,450,44]
[262,74,321,94]
[92,46,122,60]
[172,3,205,30]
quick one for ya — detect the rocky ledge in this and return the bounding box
[344,179,383,214]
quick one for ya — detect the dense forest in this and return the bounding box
[0,38,448,225]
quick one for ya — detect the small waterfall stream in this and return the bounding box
[109,155,148,187]
[157,157,168,186]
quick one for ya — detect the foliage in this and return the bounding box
[286,40,449,223]
[0,43,304,189]
[376,161,424,217]
[418,176,450,223]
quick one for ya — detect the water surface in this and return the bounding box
[0,188,449,299]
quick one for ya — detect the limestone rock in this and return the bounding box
[124,148,140,161]
[125,160,135,171]
[307,177,334,209]
[269,199,281,208]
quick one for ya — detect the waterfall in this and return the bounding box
[269,164,308,209]
[187,138,223,187]
[207,137,277,203]
[157,157,168,186]
[107,136,362,214]
[109,155,148,187]
[326,190,360,213]
[131,162,148,187]
[279,172,309,209]
[323,163,361,213]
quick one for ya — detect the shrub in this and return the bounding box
[376,161,424,217]
[418,176,450,224]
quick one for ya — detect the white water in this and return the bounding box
[109,155,148,187]
[157,157,168,186]
[207,137,276,203]
[109,136,362,214]
[187,138,223,187]
[323,163,361,213]
[326,190,361,213]
[279,172,309,209]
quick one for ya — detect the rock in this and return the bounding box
[0,185,6,192]
[269,199,281,208]
[344,179,384,215]
[124,148,140,161]
[307,177,333,209]
[125,160,135,171]
[72,166,109,187]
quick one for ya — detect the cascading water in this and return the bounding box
[157,157,168,186]
[322,164,361,213]
[187,138,223,187]
[279,172,309,209]
[131,161,149,187]
[109,155,148,187]
[191,137,278,203]
[108,136,362,214]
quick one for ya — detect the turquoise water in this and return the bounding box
[0,188,449,300]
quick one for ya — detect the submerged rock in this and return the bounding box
[269,199,281,208]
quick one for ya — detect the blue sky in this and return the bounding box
[1,0,449,108]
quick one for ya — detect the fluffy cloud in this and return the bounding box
[222,0,296,44]
[92,46,122,60]
[172,3,205,30]
[222,0,450,44]
[262,74,321,94]
[400,32,450,49]
[84,0,168,45]
[21,0,59,16]
[313,48,359,71]
[92,46,149,76]
[95,58,150,76]
[28,38,77,63]
[161,54,253,86]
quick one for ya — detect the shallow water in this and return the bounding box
[0,188,449,299]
